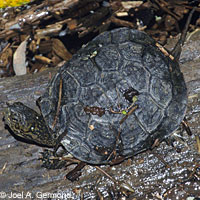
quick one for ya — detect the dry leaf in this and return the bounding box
[52,39,72,61]
[13,37,28,75]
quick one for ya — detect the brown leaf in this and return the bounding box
[13,38,28,75]
[52,38,72,61]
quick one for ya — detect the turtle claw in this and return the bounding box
[39,149,66,169]
[40,149,86,180]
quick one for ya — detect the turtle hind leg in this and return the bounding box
[164,118,192,152]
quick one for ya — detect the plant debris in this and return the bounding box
[0,1,200,199]
[0,0,199,77]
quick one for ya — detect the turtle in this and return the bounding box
[4,17,193,177]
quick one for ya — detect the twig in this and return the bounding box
[95,166,117,184]
[52,77,63,129]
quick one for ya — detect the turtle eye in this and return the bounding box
[10,112,19,122]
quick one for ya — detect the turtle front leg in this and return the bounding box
[40,132,68,169]
[40,149,86,181]
[40,149,67,169]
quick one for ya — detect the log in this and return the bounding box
[0,0,109,40]
[0,68,57,112]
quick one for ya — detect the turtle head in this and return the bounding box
[4,102,56,147]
